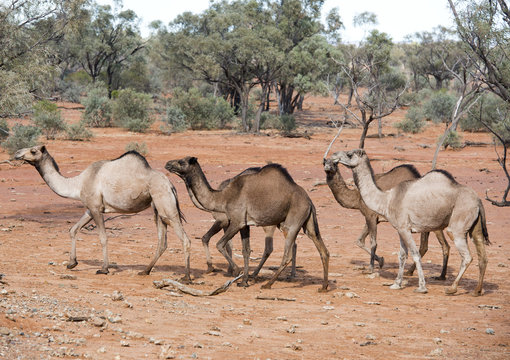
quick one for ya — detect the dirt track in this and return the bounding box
[1,97,509,359]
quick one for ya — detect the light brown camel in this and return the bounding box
[165,157,329,291]
[191,167,297,278]
[15,145,192,281]
[332,149,489,295]
[324,158,450,277]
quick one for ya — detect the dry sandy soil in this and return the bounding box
[0,97,509,359]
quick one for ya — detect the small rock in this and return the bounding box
[193,343,203,348]
[429,348,443,356]
[321,321,328,325]
[433,338,442,344]
[365,301,381,305]
[120,340,130,347]
[323,306,335,310]
[345,292,360,299]
[497,263,507,268]
[276,316,287,321]
[112,291,124,301]
[478,304,500,310]
[97,346,107,354]
[243,319,252,325]
[221,342,232,347]
[287,325,298,334]
[365,273,379,279]
[159,345,175,359]
[440,329,449,334]
[60,274,77,280]
[366,334,376,340]
[108,315,122,324]
[0,327,11,336]
[486,328,495,335]
[89,317,105,327]
[204,331,221,336]
[0,289,8,296]
[355,322,366,327]
[360,341,376,346]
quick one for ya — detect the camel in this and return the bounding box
[165,157,329,291]
[14,145,192,281]
[323,158,450,277]
[191,167,297,278]
[332,149,489,295]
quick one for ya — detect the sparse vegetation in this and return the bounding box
[161,105,188,134]
[112,89,153,133]
[0,119,9,140]
[1,124,40,155]
[81,85,113,128]
[32,100,67,140]
[125,141,148,156]
[395,106,426,134]
[440,130,463,149]
[65,123,94,141]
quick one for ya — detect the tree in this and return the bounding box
[448,0,510,206]
[0,0,85,117]
[68,1,145,97]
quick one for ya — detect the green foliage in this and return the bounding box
[462,93,505,132]
[32,100,66,140]
[280,114,296,134]
[1,124,40,155]
[112,89,153,132]
[125,142,148,156]
[440,130,463,149]
[161,105,188,134]
[423,91,456,123]
[0,119,9,140]
[57,79,84,103]
[259,112,283,130]
[65,123,93,141]
[81,84,113,128]
[171,88,234,130]
[395,107,426,133]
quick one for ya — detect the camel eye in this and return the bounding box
[30,149,36,154]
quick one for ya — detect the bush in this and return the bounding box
[462,93,506,132]
[259,112,282,130]
[171,88,234,130]
[65,123,93,141]
[125,141,148,156]
[161,105,188,134]
[81,84,113,127]
[280,114,296,134]
[423,91,456,123]
[1,124,40,155]
[395,106,426,133]
[440,130,463,149]
[112,89,153,132]
[32,100,66,140]
[0,119,9,140]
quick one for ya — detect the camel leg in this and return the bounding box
[216,224,242,277]
[201,220,224,273]
[433,230,450,280]
[139,206,168,275]
[250,226,276,278]
[357,216,384,272]
[405,232,429,276]
[290,241,297,279]
[237,226,251,287]
[151,195,192,283]
[445,231,473,295]
[302,214,329,292]
[471,222,488,296]
[261,227,299,290]
[67,210,93,269]
[89,211,109,275]
[390,235,408,290]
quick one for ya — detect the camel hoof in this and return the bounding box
[414,287,428,294]
[261,283,272,290]
[404,270,414,276]
[362,268,374,274]
[237,280,249,288]
[137,270,150,276]
[179,276,192,285]
[67,261,78,269]
[389,283,403,290]
[206,265,216,274]
[318,286,329,293]
[96,269,109,275]
[445,287,457,295]
[378,257,385,269]
[471,290,482,297]
[432,275,446,281]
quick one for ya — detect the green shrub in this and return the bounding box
[440,130,463,149]
[462,93,506,132]
[171,88,234,130]
[33,100,66,140]
[0,119,9,140]
[65,123,93,141]
[260,112,282,130]
[161,105,188,134]
[423,91,456,123]
[280,114,296,134]
[56,79,84,103]
[125,141,148,156]
[1,124,40,155]
[395,106,426,133]
[81,84,113,127]
[112,89,153,132]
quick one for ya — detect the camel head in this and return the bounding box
[323,157,339,174]
[14,145,47,165]
[165,156,198,178]
[331,149,366,168]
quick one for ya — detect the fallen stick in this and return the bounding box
[256,296,296,302]
[153,274,243,296]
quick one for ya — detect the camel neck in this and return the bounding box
[35,153,81,200]
[327,170,361,209]
[352,157,389,217]
[184,165,226,213]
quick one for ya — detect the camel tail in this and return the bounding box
[479,201,490,245]
[171,186,187,223]
[303,202,321,238]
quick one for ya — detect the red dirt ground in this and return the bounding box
[0,97,509,359]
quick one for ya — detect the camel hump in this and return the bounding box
[259,163,296,184]
[112,150,151,169]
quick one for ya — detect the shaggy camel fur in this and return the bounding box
[188,167,297,278]
[324,158,450,277]
[333,149,489,295]
[165,157,329,291]
[15,145,192,280]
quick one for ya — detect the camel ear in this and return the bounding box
[189,157,197,164]
[40,145,47,153]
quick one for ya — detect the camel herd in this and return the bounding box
[14,145,490,296]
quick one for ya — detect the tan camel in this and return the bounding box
[15,145,192,281]
[165,157,329,291]
[324,158,450,277]
[332,149,489,295]
[190,167,297,278]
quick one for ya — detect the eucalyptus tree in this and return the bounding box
[0,0,85,117]
[448,0,510,206]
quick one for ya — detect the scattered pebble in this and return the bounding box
[0,327,11,336]
[486,328,495,335]
[323,305,335,310]
[478,304,500,310]
[112,291,124,301]
[433,338,442,344]
[59,274,77,280]
[345,292,360,299]
[243,319,252,325]
[429,348,443,356]
[120,340,130,347]
[89,317,105,327]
